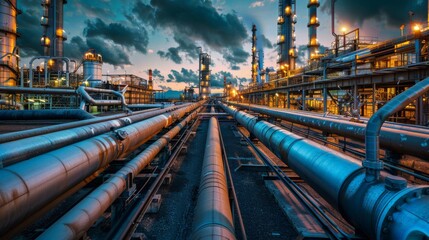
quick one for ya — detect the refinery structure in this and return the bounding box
[0,1,428,240]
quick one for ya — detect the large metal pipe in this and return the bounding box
[77,86,125,109]
[228,102,429,160]
[220,103,429,240]
[0,105,189,166]
[37,106,201,240]
[191,117,236,240]
[0,101,203,235]
[0,109,94,120]
[0,86,76,95]
[127,103,172,109]
[364,77,429,181]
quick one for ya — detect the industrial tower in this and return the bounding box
[198,49,211,100]
[277,0,297,73]
[307,0,320,59]
[41,0,68,72]
[0,0,19,86]
[251,24,257,85]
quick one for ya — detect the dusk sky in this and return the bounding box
[17,0,428,93]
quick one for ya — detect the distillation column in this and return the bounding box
[199,50,211,100]
[251,24,257,85]
[40,0,67,72]
[0,0,18,86]
[307,0,320,59]
[277,0,297,73]
[148,69,153,91]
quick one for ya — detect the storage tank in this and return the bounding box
[0,0,18,86]
[83,49,103,87]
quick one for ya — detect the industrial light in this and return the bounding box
[341,27,347,34]
[413,24,421,32]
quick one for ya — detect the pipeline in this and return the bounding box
[191,117,236,240]
[0,106,175,144]
[220,102,429,240]
[77,86,126,109]
[228,102,429,160]
[37,106,201,240]
[0,101,203,235]
[0,105,188,166]
[0,109,94,120]
[0,86,76,95]
[128,103,172,109]
[364,77,429,182]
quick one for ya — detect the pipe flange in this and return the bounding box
[362,159,384,170]
[114,130,128,141]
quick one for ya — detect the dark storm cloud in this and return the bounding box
[260,34,273,49]
[222,47,250,70]
[73,2,115,20]
[132,0,249,66]
[63,36,131,66]
[210,71,251,88]
[152,69,165,81]
[321,0,426,27]
[17,9,43,57]
[84,18,149,54]
[158,48,182,64]
[169,68,199,85]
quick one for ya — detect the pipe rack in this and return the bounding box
[0,101,203,235]
[228,102,429,160]
[220,102,428,240]
[37,106,201,240]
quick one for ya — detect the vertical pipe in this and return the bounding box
[323,86,328,113]
[191,117,236,240]
[251,24,257,85]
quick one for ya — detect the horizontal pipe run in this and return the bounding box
[0,106,188,166]
[228,102,429,160]
[220,103,429,239]
[128,103,173,109]
[0,109,94,120]
[0,101,204,235]
[37,107,201,240]
[0,86,76,95]
[191,117,236,240]
[0,107,175,144]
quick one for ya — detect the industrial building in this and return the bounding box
[0,0,428,240]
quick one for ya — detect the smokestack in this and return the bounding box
[41,0,67,72]
[0,0,19,86]
[251,24,257,85]
[278,0,297,73]
[308,0,320,60]
[199,50,211,100]
[148,69,153,90]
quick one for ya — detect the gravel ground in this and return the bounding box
[140,119,208,240]
[220,120,297,240]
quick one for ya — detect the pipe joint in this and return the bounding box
[114,130,128,141]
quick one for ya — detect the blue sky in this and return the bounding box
[17,0,428,93]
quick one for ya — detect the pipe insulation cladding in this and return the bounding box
[0,101,203,236]
[0,105,186,166]
[37,106,201,240]
[220,103,429,240]
[227,102,429,160]
[191,117,236,240]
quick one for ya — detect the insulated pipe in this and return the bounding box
[220,103,429,240]
[191,117,236,240]
[0,101,203,235]
[128,103,172,109]
[227,102,429,160]
[0,109,94,120]
[0,105,189,166]
[77,86,124,109]
[37,107,201,240]
[364,77,429,181]
[0,86,76,95]
[0,105,180,144]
